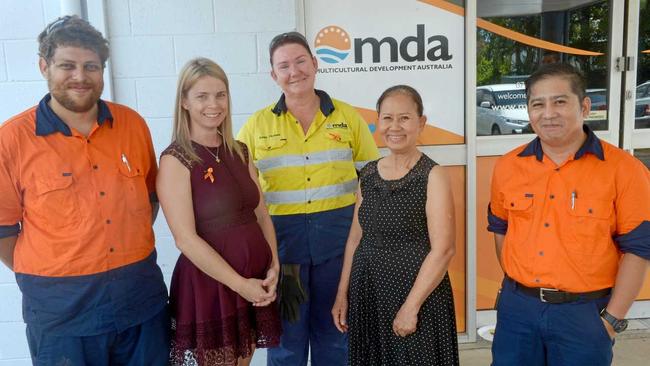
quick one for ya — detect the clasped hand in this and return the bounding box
[238,267,278,307]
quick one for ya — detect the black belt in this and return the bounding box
[512,279,611,304]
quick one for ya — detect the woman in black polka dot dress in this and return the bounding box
[332,85,459,365]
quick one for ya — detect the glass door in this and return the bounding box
[622,0,650,317]
[473,0,627,327]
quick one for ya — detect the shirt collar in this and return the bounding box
[35,94,114,136]
[517,124,605,162]
[271,89,335,117]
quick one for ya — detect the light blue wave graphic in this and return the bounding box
[316,47,349,64]
[319,56,340,64]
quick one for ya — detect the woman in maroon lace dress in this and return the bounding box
[157,58,281,366]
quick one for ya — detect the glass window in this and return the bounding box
[634,149,650,168]
[636,1,650,129]
[476,1,611,136]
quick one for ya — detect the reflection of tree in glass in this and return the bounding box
[477,17,540,85]
[567,2,608,88]
[477,1,610,89]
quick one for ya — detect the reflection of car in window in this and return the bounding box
[476,83,529,136]
[636,81,650,129]
[585,88,607,131]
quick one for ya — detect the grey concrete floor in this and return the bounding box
[249,325,650,365]
[459,329,650,366]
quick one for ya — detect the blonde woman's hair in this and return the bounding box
[172,57,244,164]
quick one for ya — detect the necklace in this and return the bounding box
[391,152,420,171]
[203,144,221,163]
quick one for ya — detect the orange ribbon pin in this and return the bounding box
[328,132,342,142]
[204,167,215,183]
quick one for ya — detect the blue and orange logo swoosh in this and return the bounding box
[314,25,352,64]
[419,0,603,56]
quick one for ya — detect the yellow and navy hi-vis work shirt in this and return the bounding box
[238,90,379,216]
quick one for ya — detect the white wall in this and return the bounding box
[0,1,296,364]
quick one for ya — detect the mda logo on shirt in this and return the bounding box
[314,25,351,64]
[326,122,349,129]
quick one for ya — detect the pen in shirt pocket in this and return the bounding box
[571,190,577,210]
[121,153,132,172]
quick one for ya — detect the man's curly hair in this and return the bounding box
[38,15,109,66]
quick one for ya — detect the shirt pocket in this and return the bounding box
[255,135,288,175]
[502,192,535,245]
[566,198,614,254]
[325,130,356,181]
[32,174,80,230]
[117,163,151,215]
[258,135,287,152]
[325,129,353,149]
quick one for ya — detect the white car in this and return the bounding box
[585,88,607,131]
[636,81,650,129]
[476,83,529,135]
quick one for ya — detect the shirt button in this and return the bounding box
[588,208,593,214]
[109,247,114,252]
[106,219,111,224]
[535,278,540,283]
[307,177,311,182]
[510,202,514,207]
[100,191,105,196]
[539,251,544,256]
[93,165,98,170]
[544,222,550,227]
[86,139,91,143]
[555,168,560,171]
[550,194,555,199]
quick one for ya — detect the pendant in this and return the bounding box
[203,167,215,183]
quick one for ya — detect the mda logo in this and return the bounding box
[314,25,351,64]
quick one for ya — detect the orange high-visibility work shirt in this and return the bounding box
[0,96,158,277]
[489,127,650,292]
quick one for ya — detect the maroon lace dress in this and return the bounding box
[162,141,281,366]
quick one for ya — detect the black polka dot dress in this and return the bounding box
[348,155,459,366]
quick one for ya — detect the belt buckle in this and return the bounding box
[539,287,559,303]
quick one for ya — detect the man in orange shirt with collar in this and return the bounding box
[0,15,168,365]
[488,63,650,365]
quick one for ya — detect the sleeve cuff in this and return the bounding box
[0,223,20,239]
[487,204,508,235]
[615,220,650,260]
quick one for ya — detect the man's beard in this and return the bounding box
[48,79,103,113]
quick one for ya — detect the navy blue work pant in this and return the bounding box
[492,277,614,366]
[26,306,170,366]
[267,255,348,366]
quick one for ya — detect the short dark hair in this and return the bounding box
[525,63,586,103]
[268,31,313,65]
[376,85,424,116]
[38,15,110,66]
